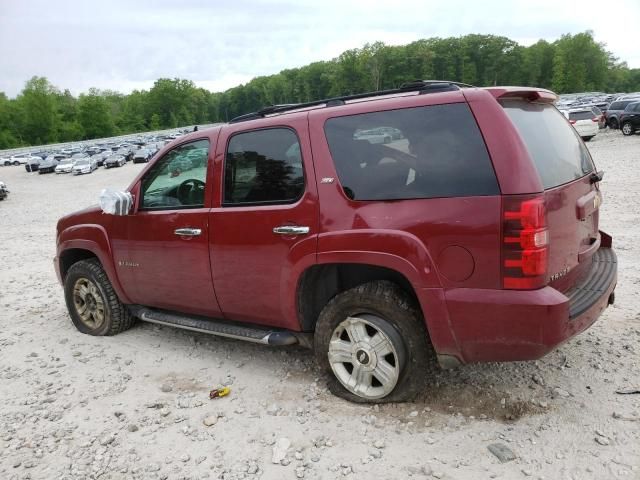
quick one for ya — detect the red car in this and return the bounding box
[55,81,617,403]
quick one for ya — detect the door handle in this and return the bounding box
[273,225,310,236]
[174,228,202,237]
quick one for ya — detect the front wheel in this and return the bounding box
[609,118,619,129]
[622,122,634,136]
[582,136,594,142]
[314,281,431,403]
[64,259,134,336]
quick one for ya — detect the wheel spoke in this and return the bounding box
[328,339,353,364]
[350,363,372,393]
[369,332,393,357]
[373,359,397,390]
[345,319,369,343]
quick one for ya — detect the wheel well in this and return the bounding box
[297,264,419,332]
[59,249,98,280]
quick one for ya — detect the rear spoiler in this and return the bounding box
[485,87,557,103]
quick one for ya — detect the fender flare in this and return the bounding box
[57,224,131,304]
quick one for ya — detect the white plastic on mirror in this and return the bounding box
[99,188,133,216]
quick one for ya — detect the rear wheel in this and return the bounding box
[12,161,19,166]
[64,259,134,336]
[314,281,430,403]
[609,117,619,129]
[621,122,634,136]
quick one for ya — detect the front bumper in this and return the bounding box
[440,244,617,363]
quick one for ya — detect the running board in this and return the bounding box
[129,306,299,346]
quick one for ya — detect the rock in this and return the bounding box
[595,436,610,446]
[267,403,279,416]
[272,437,291,464]
[195,456,207,465]
[180,454,191,462]
[532,374,545,386]
[100,434,116,446]
[127,424,139,432]
[553,387,571,398]
[160,408,171,417]
[203,415,218,427]
[295,466,305,478]
[488,443,516,463]
[160,383,173,393]
[145,463,161,472]
[373,439,385,449]
[613,411,640,421]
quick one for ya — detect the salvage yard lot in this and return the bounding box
[0,131,639,480]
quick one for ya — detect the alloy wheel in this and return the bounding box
[328,314,405,400]
[72,277,106,330]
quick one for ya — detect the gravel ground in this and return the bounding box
[0,130,638,480]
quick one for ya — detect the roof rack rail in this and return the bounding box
[228,80,474,124]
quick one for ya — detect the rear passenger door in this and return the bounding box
[209,116,319,329]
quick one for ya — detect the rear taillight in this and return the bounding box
[502,195,548,290]
[569,119,576,124]
[591,117,599,122]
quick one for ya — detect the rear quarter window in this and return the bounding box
[324,103,499,201]
[502,101,594,189]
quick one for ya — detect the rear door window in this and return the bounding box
[224,128,304,205]
[324,103,499,201]
[502,101,594,189]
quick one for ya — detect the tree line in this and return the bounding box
[1,31,639,149]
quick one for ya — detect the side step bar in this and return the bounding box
[129,306,300,346]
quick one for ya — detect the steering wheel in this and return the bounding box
[176,179,205,205]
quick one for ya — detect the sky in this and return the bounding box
[1,0,639,98]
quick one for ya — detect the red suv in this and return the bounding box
[55,81,617,403]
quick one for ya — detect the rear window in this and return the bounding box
[569,111,593,121]
[324,103,499,201]
[502,101,594,189]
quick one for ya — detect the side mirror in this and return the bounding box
[99,188,133,216]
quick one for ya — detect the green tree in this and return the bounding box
[77,88,115,139]
[17,76,59,144]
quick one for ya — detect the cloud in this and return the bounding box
[1,0,638,97]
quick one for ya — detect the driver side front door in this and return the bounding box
[117,138,222,318]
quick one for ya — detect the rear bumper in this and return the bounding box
[442,245,617,363]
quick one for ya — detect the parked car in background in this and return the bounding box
[55,158,77,174]
[72,157,98,175]
[620,101,640,136]
[116,147,133,162]
[104,154,126,168]
[589,105,606,129]
[39,154,69,174]
[25,157,43,172]
[561,109,599,141]
[132,149,152,164]
[605,99,640,129]
[10,153,41,166]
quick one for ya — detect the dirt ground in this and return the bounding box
[0,130,638,480]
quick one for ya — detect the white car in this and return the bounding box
[9,153,42,166]
[72,157,98,175]
[55,158,77,174]
[560,108,599,141]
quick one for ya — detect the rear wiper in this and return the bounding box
[590,170,604,183]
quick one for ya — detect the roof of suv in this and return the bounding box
[225,82,556,127]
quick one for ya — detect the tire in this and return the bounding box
[608,117,619,129]
[13,161,19,166]
[582,136,594,142]
[314,280,431,403]
[64,258,135,336]
[621,122,634,136]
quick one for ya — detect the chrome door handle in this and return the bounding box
[273,225,310,235]
[174,228,202,237]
